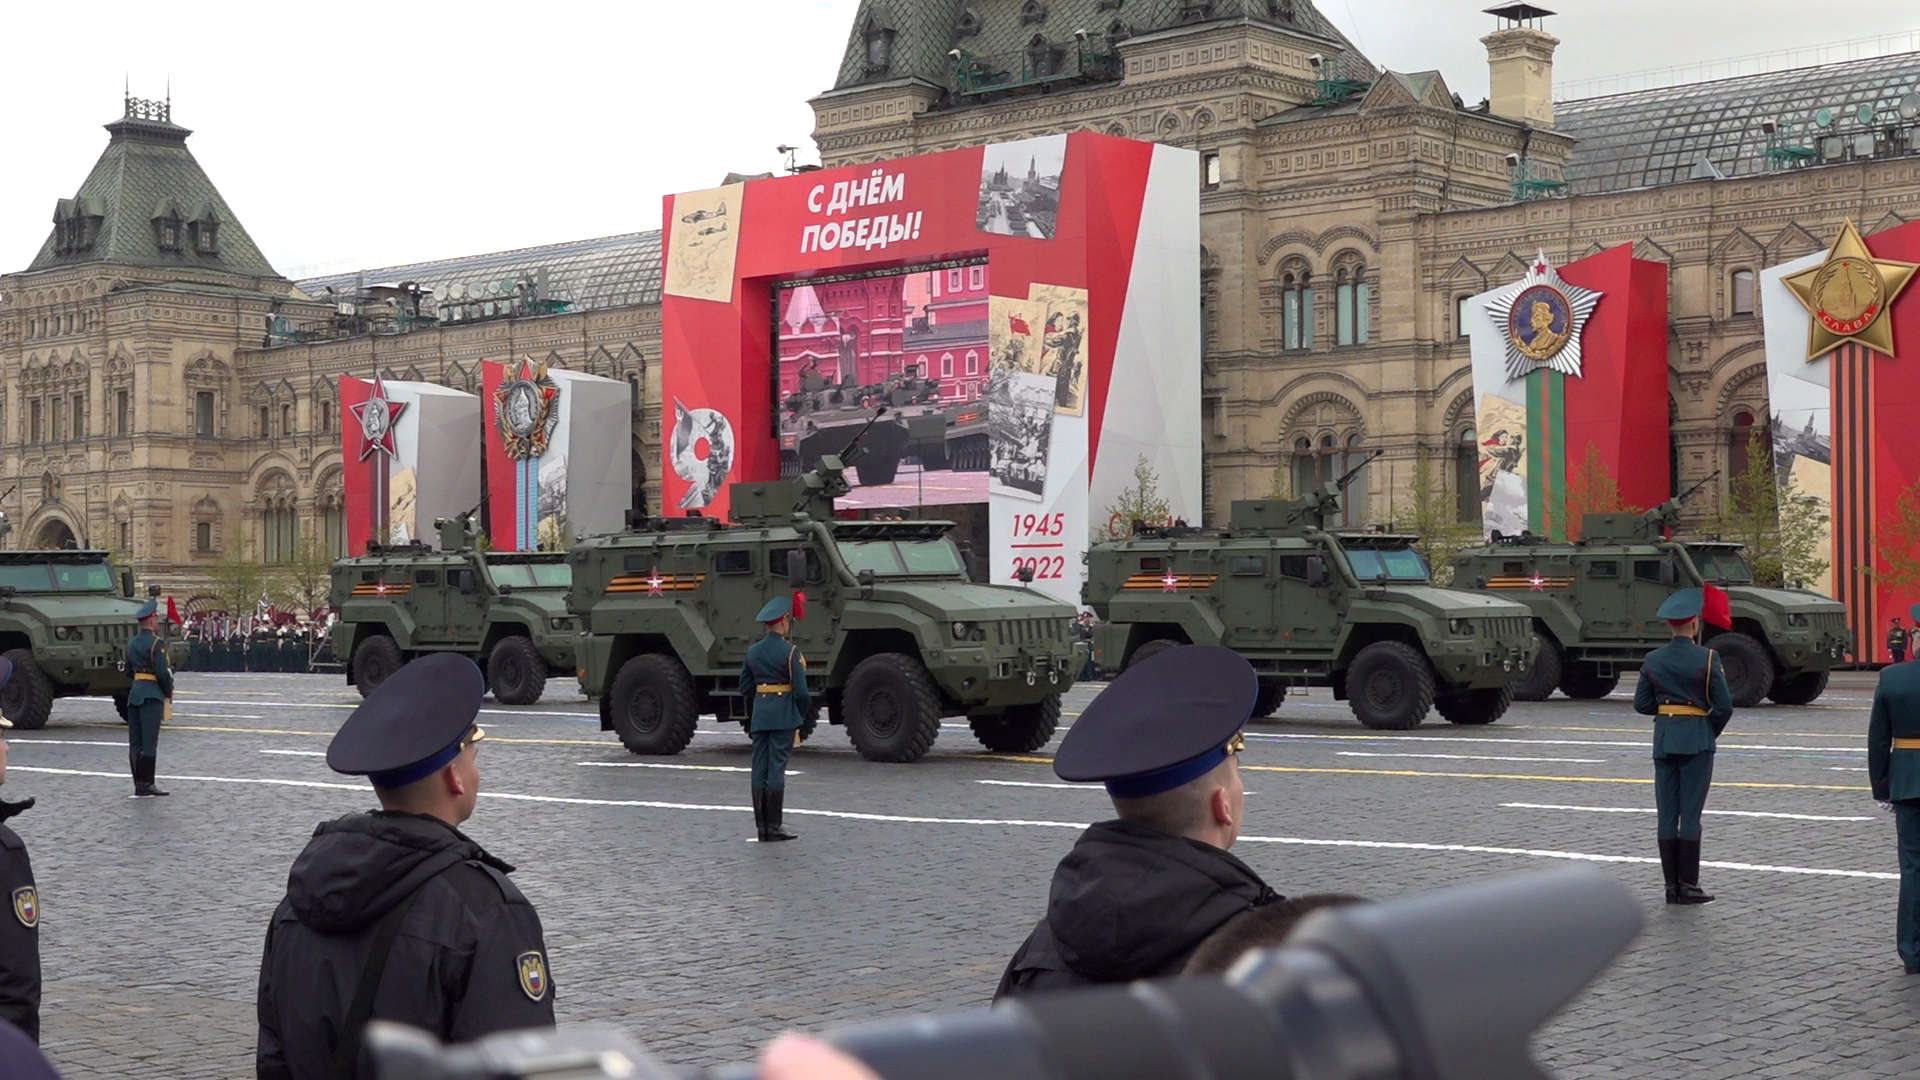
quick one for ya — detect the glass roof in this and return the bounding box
[296,231,661,313]
[1557,50,1920,195]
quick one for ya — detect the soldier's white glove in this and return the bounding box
[1879,801,1895,814]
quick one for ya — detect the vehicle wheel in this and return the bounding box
[1347,641,1436,730]
[842,653,942,762]
[350,637,404,699]
[1768,668,1830,706]
[1436,685,1512,726]
[1558,666,1620,700]
[970,695,1060,754]
[1711,631,1775,708]
[1251,680,1285,720]
[608,653,699,755]
[487,636,547,705]
[1126,638,1178,672]
[0,650,53,731]
[1511,635,1562,702]
[112,689,130,722]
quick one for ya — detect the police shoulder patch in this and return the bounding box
[12,885,37,928]
[516,950,549,1001]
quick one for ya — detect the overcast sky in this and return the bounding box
[4,1,1918,281]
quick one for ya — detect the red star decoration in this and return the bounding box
[374,582,389,596]
[1529,573,1546,591]
[1534,260,1549,275]
[646,568,666,596]
[1162,571,1180,593]
[351,375,407,462]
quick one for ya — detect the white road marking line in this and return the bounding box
[179,698,603,719]
[1250,732,1863,753]
[1828,767,1868,772]
[1337,751,1606,764]
[975,779,1256,795]
[259,750,328,757]
[575,761,802,775]
[8,739,129,747]
[175,714,266,720]
[5,766,1892,880]
[1500,802,1875,822]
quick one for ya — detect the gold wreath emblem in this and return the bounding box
[494,360,561,461]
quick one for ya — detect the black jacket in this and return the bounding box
[994,820,1278,1001]
[256,812,555,1079]
[0,799,38,1043]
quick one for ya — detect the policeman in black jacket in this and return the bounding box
[0,658,40,1043]
[255,654,554,1079]
[995,645,1280,1000]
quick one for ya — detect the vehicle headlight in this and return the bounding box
[53,626,80,641]
[1448,619,1471,636]
[549,618,573,631]
[952,621,979,641]
[1787,614,1808,628]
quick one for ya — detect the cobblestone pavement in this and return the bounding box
[8,669,1916,1077]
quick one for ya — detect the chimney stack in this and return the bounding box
[1482,3,1559,127]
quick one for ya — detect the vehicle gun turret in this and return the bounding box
[1227,450,1382,535]
[1581,470,1719,543]
[435,506,482,553]
[732,408,890,526]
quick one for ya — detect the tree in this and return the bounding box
[1867,477,1920,594]
[208,541,269,622]
[1094,455,1174,541]
[1556,441,1639,542]
[1392,451,1479,587]
[269,535,335,620]
[1712,427,1829,588]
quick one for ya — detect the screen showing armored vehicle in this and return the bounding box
[329,515,578,705]
[0,549,145,729]
[568,435,1083,764]
[1451,498,1851,707]
[1083,464,1534,730]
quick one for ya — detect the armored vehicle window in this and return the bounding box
[449,568,477,593]
[1139,557,1164,572]
[1278,555,1310,580]
[1228,555,1267,576]
[1687,546,1754,584]
[1588,561,1619,579]
[0,566,53,591]
[488,562,571,588]
[414,570,439,586]
[1633,560,1666,583]
[50,562,114,592]
[838,538,966,577]
[714,550,753,575]
[360,571,378,583]
[1503,561,1526,575]
[1342,547,1429,582]
[770,547,825,584]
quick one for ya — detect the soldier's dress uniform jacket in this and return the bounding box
[1868,660,1920,969]
[1891,624,1910,663]
[739,632,811,736]
[0,798,39,1043]
[125,624,173,789]
[255,811,555,1079]
[1633,635,1732,840]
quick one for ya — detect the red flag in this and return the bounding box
[165,595,181,625]
[1008,313,1031,336]
[791,590,806,621]
[1702,583,1732,631]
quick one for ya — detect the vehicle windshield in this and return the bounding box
[1687,546,1753,584]
[836,538,966,577]
[1340,545,1432,582]
[485,561,572,589]
[0,561,115,593]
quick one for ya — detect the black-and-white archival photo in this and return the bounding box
[976,134,1065,239]
[986,368,1055,500]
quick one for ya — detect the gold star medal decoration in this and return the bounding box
[1783,219,1919,361]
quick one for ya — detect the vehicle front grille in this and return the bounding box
[1809,611,1848,634]
[994,618,1069,646]
[90,624,132,645]
[1484,616,1530,642]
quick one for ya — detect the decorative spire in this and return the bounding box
[123,92,170,123]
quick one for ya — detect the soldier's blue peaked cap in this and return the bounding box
[756,595,792,623]
[1657,588,1703,621]
[1054,644,1256,798]
[327,653,486,788]
[134,599,158,619]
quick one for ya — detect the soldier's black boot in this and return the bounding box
[129,748,145,796]
[1676,839,1713,904]
[763,789,797,842]
[1658,838,1681,904]
[140,757,168,797]
[751,787,768,841]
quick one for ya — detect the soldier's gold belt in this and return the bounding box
[1657,705,1707,717]
[133,673,158,682]
[1893,737,1920,750]
[756,684,792,693]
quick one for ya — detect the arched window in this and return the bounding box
[1281,270,1313,351]
[1335,264,1370,346]
[1727,407,1770,480]
[626,373,642,418]
[1291,436,1316,496]
[1730,269,1756,316]
[319,400,333,433]
[1456,426,1480,524]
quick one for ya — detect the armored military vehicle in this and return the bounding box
[0,512,146,729]
[1451,495,1850,707]
[568,415,1084,763]
[781,367,947,485]
[1082,460,1535,731]
[329,514,578,704]
[942,401,990,472]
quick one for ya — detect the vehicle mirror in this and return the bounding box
[121,569,134,597]
[1016,564,1035,584]
[786,551,808,590]
[1306,556,1328,587]
[148,583,162,597]
[858,567,875,599]
[498,584,514,596]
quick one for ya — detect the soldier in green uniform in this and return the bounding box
[124,600,173,798]
[1890,617,1909,666]
[1868,602,1920,973]
[1633,587,1732,905]
[738,595,812,843]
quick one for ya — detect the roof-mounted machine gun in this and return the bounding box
[435,505,482,553]
[1228,449,1382,535]
[1581,470,1719,543]
[730,407,892,527]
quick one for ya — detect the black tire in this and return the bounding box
[1768,668,1830,706]
[608,653,699,755]
[1558,666,1620,700]
[1711,631,1775,708]
[1436,685,1513,725]
[1347,641,1437,730]
[1511,635,1562,702]
[970,695,1061,754]
[112,690,130,722]
[1126,638,1178,672]
[1251,680,1285,720]
[0,650,53,731]
[351,636,404,699]
[842,653,942,762]
[487,636,547,705]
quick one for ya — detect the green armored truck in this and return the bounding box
[1083,469,1535,731]
[0,542,146,730]
[329,515,579,704]
[567,444,1084,764]
[1451,499,1850,708]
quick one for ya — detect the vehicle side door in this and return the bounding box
[1573,553,1632,638]
[1627,554,1681,638]
[1222,551,1276,649]
[407,565,450,645]
[708,547,758,671]
[766,544,832,691]
[1278,544,1339,657]
[446,561,489,646]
